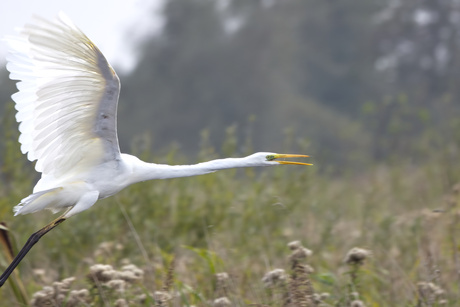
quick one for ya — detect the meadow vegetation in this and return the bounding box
[1,102,460,306]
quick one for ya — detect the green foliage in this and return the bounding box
[0,109,460,305]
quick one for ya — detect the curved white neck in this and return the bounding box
[129,155,264,183]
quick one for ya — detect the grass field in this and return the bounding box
[1,122,460,306]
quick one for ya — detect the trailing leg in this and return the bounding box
[0,217,66,287]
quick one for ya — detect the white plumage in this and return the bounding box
[0,13,310,287]
[7,13,120,179]
[5,13,310,218]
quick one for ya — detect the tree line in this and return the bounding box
[2,0,460,168]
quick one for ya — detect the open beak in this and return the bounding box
[271,154,312,166]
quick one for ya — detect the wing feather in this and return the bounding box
[5,12,121,177]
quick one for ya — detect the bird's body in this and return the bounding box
[21,151,291,217]
[0,12,310,286]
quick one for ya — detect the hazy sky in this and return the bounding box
[1,0,165,72]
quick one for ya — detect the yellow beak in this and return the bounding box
[271,154,312,166]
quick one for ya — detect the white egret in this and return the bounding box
[0,13,311,286]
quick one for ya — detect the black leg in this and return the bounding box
[0,217,66,287]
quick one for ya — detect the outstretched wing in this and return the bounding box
[5,12,121,178]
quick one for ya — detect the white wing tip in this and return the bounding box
[13,205,23,216]
[57,12,78,30]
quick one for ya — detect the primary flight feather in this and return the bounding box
[0,13,310,286]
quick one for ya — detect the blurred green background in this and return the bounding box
[3,0,460,168]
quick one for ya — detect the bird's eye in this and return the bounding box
[266,155,275,161]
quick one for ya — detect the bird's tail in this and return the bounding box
[14,187,67,216]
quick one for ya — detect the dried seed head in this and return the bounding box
[344,248,372,265]
[69,289,89,299]
[303,264,315,273]
[287,240,313,262]
[154,290,172,303]
[216,272,229,282]
[121,264,144,280]
[106,279,126,292]
[51,276,75,296]
[288,240,302,250]
[61,277,76,286]
[312,293,321,304]
[31,287,54,307]
[118,264,144,283]
[215,272,230,296]
[289,247,313,262]
[67,289,90,307]
[114,298,129,307]
[350,300,366,307]
[215,272,230,293]
[88,264,116,282]
[117,270,139,282]
[52,282,66,295]
[31,277,88,307]
[425,282,444,296]
[262,268,287,288]
[38,286,54,297]
[89,263,114,272]
[213,297,231,307]
[417,282,444,298]
[121,263,142,273]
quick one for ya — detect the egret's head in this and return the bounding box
[247,152,312,166]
